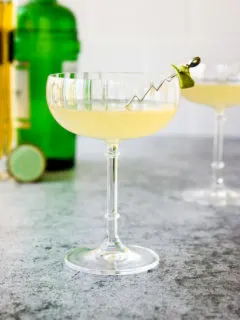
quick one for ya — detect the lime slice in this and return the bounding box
[171,64,195,89]
[8,144,46,183]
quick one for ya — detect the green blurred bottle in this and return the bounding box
[14,0,80,171]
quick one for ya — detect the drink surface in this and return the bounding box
[182,84,240,111]
[0,1,13,158]
[50,105,176,141]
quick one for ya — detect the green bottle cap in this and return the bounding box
[8,144,46,183]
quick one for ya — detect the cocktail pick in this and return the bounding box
[126,57,201,108]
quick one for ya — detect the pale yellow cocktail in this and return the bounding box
[50,106,176,141]
[182,84,240,111]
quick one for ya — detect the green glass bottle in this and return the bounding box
[14,0,80,171]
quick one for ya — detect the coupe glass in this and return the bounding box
[47,72,179,275]
[182,63,240,206]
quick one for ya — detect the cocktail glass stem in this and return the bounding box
[64,141,159,274]
[211,109,226,191]
[99,143,126,258]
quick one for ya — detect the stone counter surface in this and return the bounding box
[1,137,240,320]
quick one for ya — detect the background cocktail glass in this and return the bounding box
[47,72,179,275]
[182,63,240,206]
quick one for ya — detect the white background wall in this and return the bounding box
[17,0,240,137]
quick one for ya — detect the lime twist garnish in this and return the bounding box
[171,56,201,89]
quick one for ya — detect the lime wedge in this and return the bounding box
[171,64,195,89]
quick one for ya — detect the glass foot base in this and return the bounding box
[182,187,240,206]
[65,245,159,275]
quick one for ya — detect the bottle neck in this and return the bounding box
[30,0,57,3]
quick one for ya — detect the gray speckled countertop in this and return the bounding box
[1,137,240,320]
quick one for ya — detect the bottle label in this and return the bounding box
[13,61,30,129]
[62,61,78,73]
